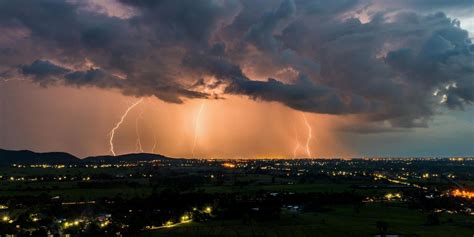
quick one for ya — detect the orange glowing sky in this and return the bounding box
[0,80,353,158]
[1,0,473,158]
[2,78,473,158]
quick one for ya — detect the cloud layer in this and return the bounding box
[1,0,472,130]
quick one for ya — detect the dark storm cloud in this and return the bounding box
[0,0,473,131]
[383,0,474,11]
[244,0,295,52]
[275,10,473,127]
[118,0,240,46]
[183,52,379,114]
[21,60,126,89]
[336,123,407,134]
[225,76,379,114]
[22,60,70,78]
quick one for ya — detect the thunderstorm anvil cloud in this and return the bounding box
[1,0,473,131]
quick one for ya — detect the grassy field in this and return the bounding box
[144,204,474,237]
[0,186,153,200]
[0,177,410,201]
[2,168,472,237]
[0,167,135,176]
[0,179,153,200]
[200,183,352,193]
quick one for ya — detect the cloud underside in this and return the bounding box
[1,0,473,131]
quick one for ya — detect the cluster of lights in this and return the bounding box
[63,220,81,228]
[222,163,236,168]
[384,193,402,200]
[2,215,11,223]
[373,173,426,189]
[10,163,191,169]
[163,220,174,227]
[9,177,25,181]
[17,164,71,168]
[62,201,96,206]
[203,206,212,214]
[4,175,93,182]
[145,207,214,231]
[451,189,474,199]
[99,220,110,228]
[449,157,465,161]
[180,214,190,222]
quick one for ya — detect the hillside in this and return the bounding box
[0,149,175,166]
[0,149,79,165]
[83,153,175,163]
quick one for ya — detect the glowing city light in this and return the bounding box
[452,189,474,199]
[384,193,402,200]
[2,215,10,222]
[222,162,236,168]
[204,206,212,214]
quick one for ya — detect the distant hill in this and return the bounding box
[83,153,175,163]
[0,149,176,166]
[0,149,79,165]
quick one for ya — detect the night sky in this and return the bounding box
[0,0,473,158]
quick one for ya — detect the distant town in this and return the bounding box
[0,149,473,236]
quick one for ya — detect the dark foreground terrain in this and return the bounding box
[0,149,473,236]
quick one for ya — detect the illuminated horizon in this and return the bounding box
[0,0,473,158]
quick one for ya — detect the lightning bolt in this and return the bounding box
[135,109,145,153]
[192,102,205,158]
[293,128,301,159]
[151,132,157,154]
[109,98,144,156]
[148,98,159,154]
[302,113,312,158]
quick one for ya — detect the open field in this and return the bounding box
[0,158,472,236]
[146,204,474,237]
